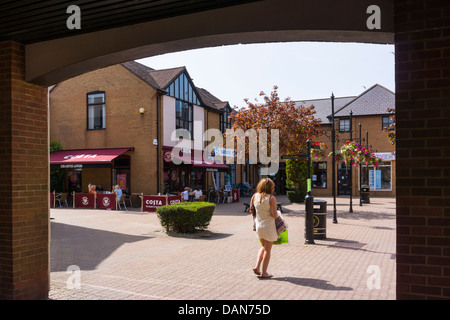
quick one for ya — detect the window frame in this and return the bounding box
[220,106,232,133]
[360,161,392,191]
[382,115,395,130]
[312,161,327,188]
[175,100,193,137]
[167,71,200,105]
[86,91,106,130]
[339,118,351,132]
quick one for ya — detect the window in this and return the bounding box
[87,92,105,129]
[220,106,232,133]
[312,162,327,188]
[382,116,395,130]
[167,72,200,105]
[176,100,193,136]
[339,118,350,132]
[361,161,392,191]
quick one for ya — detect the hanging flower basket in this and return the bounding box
[310,141,328,161]
[329,141,381,168]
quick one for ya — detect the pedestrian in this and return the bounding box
[251,177,278,278]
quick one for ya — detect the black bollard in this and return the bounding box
[304,191,315,244]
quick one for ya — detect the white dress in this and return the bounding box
[254,193,278,242]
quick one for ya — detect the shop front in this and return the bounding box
[163,146,230,194]
[50,148,133,196]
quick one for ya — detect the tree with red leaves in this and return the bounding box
[227,85,321,162]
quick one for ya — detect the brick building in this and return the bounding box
[49,61,241,197]
[2,0,450,301]
[283,84,396,197]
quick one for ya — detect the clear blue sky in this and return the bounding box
[137,41,395,108]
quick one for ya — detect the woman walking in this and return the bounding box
[251,178,278,278]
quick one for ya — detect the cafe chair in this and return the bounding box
[56,193,69,207]
[117,194,128,211]
[218,190,225,203]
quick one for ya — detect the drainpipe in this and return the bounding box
[156,91,161,194]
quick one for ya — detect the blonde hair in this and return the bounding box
[256,178,275,203]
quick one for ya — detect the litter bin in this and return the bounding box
[361,186,370,204]
[312,199,327,240]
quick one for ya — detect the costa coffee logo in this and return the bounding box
[81,196,89,205]
[146,199,163,206]
[64,154,98,160]
[163,151,172,163]
[102,197,110,207]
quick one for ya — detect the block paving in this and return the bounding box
[49,195,396,300]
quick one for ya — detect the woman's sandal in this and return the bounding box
[258,273,273,279]
[253,268,261,276]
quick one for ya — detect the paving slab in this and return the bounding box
[49,195,396,300]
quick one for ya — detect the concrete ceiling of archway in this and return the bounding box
[23,0,393,86]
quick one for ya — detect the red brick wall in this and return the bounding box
[0,41,49,299]
[395,1,450,299]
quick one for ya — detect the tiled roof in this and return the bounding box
[334,84,395,117]
[148,67,185,89]
[295,84,395,124]
[294,96,356,124]
[196,87,230,111]
[120,61,161,89]
[122,60,229,112]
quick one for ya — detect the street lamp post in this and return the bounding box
[359,122,363,206]
[304,140,315,244]
[349,111,353,213]
[331,94,337,224]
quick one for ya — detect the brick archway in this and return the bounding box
[1,0,449,299]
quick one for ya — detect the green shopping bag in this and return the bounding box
[273,230,288,245]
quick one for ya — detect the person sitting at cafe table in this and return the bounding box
[113,185,123,198]
[88,183,96,194]
[181,187,190,201]
[193,188,203,201]
[96,184,105,192]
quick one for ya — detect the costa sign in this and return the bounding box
[142,195,167,212]
[142,195,182,212]
[64,154,98,160]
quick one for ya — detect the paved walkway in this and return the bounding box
[49,195,396,300]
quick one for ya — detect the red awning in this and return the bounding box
[50,148,132,165]
[163,147,230,170]
[192,157,230,170]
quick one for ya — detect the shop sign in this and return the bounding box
[213,146,235,157]
[61,164,83,168]
[64,154,98,159]
[142,195,167,212]
[142,195,182,212]
[167,195,181,205]
[374,152,395,161]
